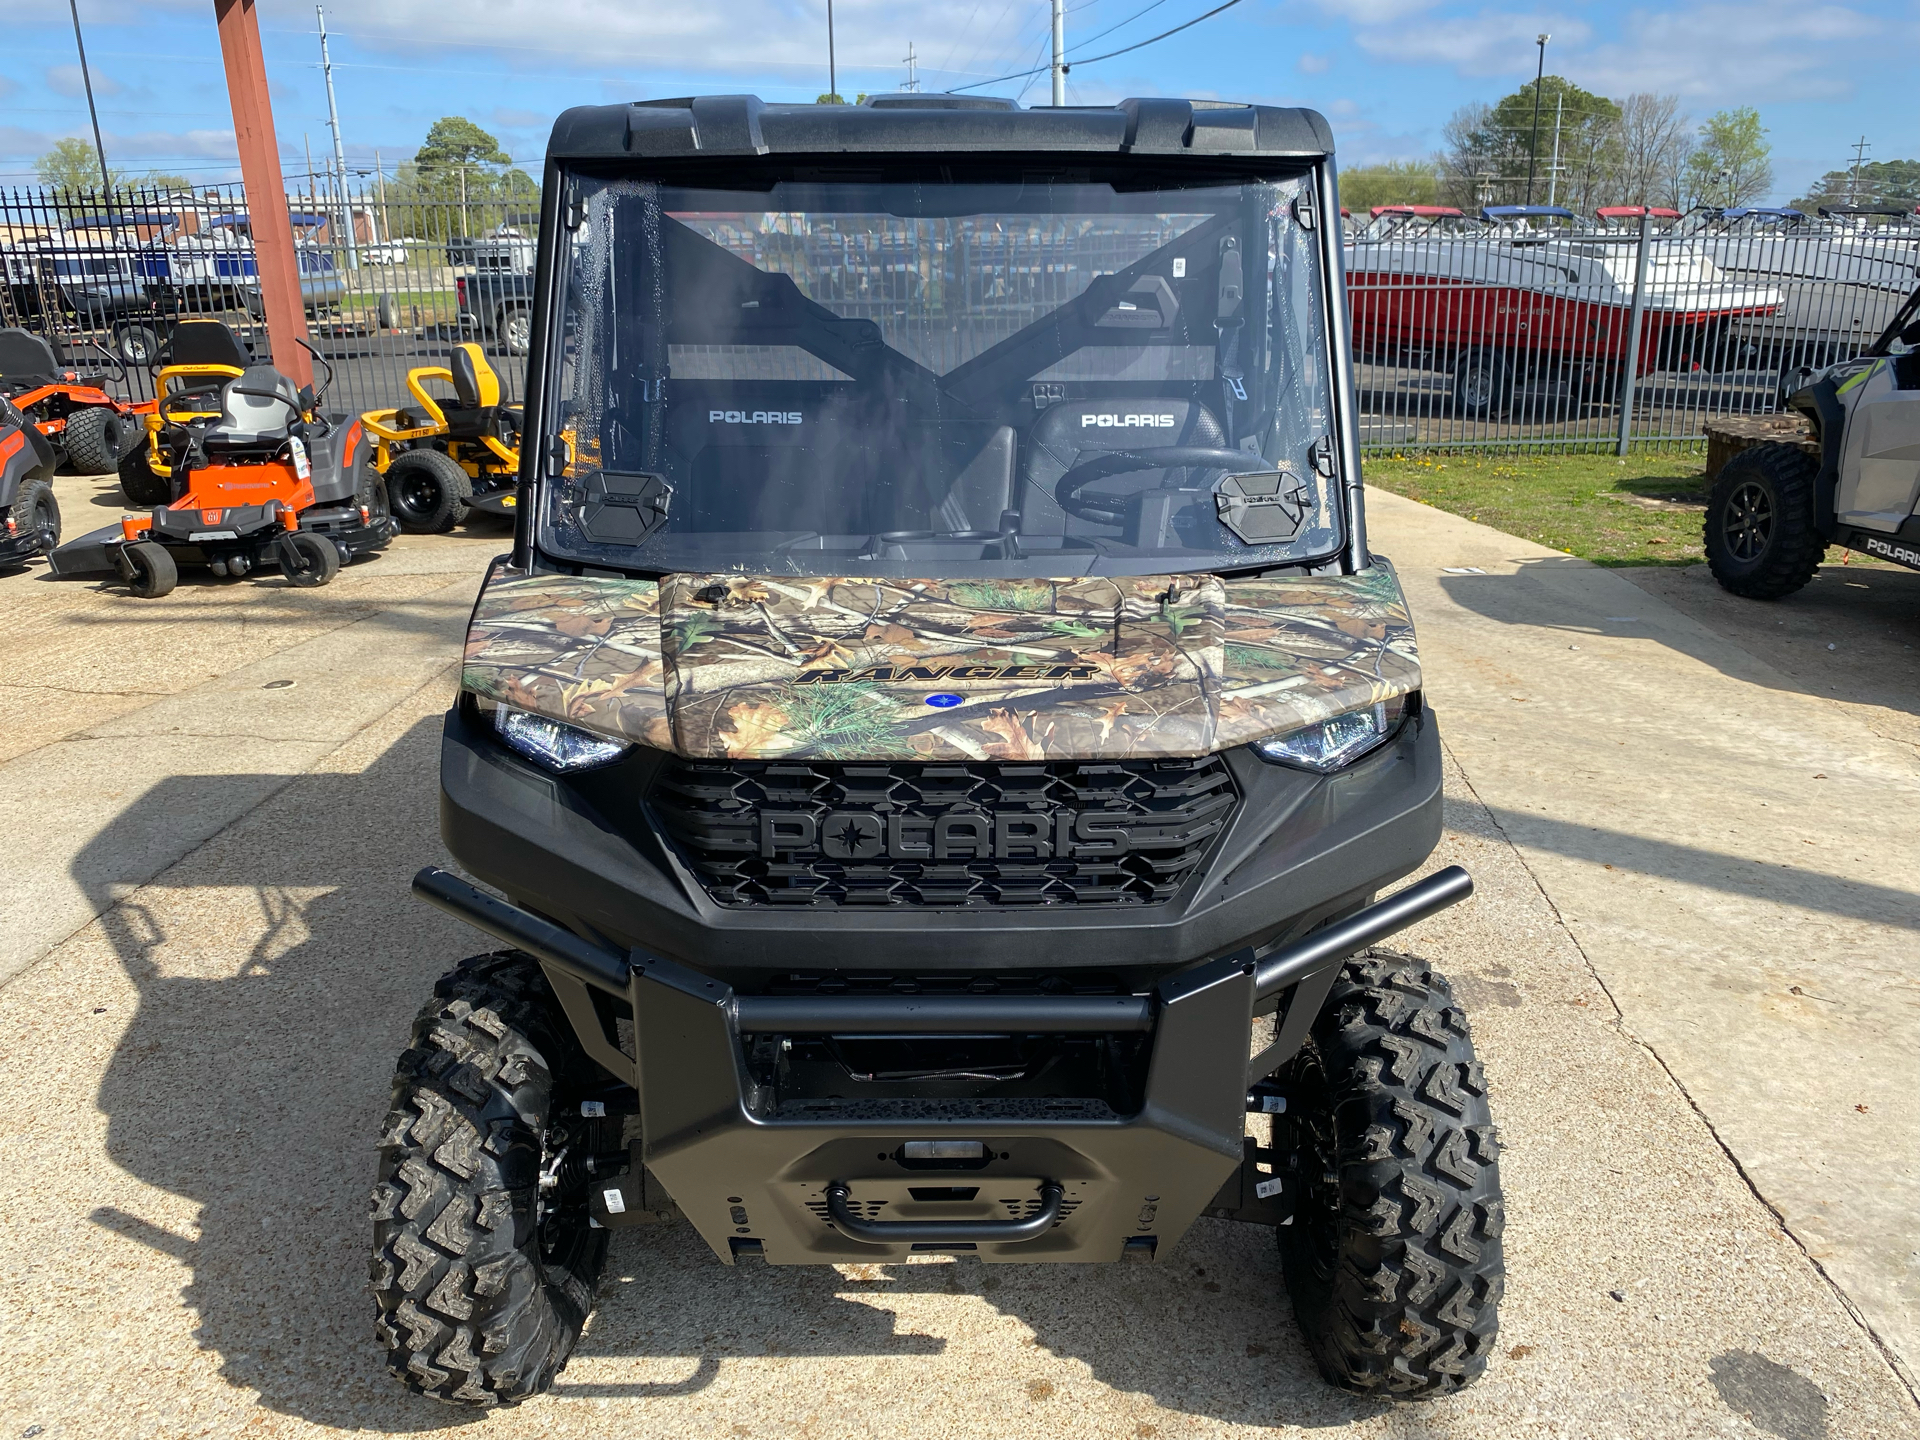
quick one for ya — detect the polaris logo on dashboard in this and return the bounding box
[710,410,802,425]
[1083,413,1177,429]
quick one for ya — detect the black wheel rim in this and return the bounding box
[1723,479,1773,562]
[391,470,440,520]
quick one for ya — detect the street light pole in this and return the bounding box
[67,0,115,204]
[1524,32,1548,207]
[317,6,358,269]
[1051,0,1067,106]
[827,0,837,101]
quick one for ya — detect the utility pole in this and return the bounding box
[1524,33,1549,206]
[374,147,388,242]
[827,0,837,102]
[1051,0,1067,106]
[903,41,919,92]
[67,1,115,207]
[213,0,312,386]
[317,6,358,268]
[1847,135,1869,205]
[1546,92,1563,207]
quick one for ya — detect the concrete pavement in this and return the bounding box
[0,468,1912,1437]
[1366,487,1920,1397]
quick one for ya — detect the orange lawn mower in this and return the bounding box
[49,319,395,598]
[0,328,147,476]
[0,393,62,567]
[360,341,523,533]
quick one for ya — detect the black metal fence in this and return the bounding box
[1344,209,1919,450]
[0,180,533,422]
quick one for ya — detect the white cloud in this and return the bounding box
[1352,11,1588,76]
[1567,2,1881,102]
[1306,0,1440,23]
[1297,53,1333,74]
[46,64,124,99]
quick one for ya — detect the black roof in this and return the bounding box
[547,94,1333,164]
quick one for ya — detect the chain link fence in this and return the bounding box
[5,184,1916,454]
[1345,207,1920,451]
[0,179,533,421]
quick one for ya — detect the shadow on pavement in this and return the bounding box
[1437,557,1920,723]
[75,719,1386,1432]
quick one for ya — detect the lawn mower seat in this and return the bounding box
[164,320,252,372]
[443,343,514,441]
[1019,399,1228,536]
[201,366,302,455]
[0,329,60,385]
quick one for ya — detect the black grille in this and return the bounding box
[649,755,1237,908]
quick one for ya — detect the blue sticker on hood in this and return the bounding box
[924,693,963,708]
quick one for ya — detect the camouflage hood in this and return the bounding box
[461,568,1420,762]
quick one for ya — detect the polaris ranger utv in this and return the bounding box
[1706,280,1920,597]
[379,93,1503,1408]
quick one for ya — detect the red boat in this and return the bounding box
[1344,224,1780,415]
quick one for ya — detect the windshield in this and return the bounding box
[540,171,1343,578]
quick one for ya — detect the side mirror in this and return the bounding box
[1900,320,1920,347]
[298,384,317,414]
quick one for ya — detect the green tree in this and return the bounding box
[1791,158,1920,213]
[415,116,513,168]
[1441,77,1621,211]
[35,137,116,191]
[1338,160,1442,214]
[390,116,539,241]
[1685,107,1771,207]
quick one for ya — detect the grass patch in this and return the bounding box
[1365,450,1712,568]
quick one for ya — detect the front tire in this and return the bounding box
[1704,442,1825,599]
[1279,950,1505,1397]
[386,448,473,534]
[122,540,177,598]
[372,953,613,1407]
[498,306,531,356]
[277,530,341,587]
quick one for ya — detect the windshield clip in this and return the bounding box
[1032,382,1066,409]
[1225,375,1248,402]
[1293,193,1316,231]
[1311,434,1336,478]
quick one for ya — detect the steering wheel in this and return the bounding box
[1053,446,1257,526]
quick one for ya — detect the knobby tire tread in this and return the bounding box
[371,952,609,1407]
[1704,443,1825,600]
[1280,950,1505,1398]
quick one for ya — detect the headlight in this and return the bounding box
[1252,693,1411,773]
[492,704,631,772]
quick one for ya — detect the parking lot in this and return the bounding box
[0,470,1913,1439]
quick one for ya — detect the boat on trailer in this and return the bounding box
[1344,222,1780,417]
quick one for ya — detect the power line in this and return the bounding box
[950,0,1245,93]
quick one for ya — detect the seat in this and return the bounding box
[201,365,301,453]
[163,320,252,372]
[443,343,505,441]
[1019,399,1227,536]
[0,329,60,385]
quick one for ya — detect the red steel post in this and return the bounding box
[213,0,312,387]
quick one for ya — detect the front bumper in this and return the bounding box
[413,864,1472,1267]
[439,701,1446,985]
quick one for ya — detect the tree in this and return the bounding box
[1338,160,1443,214]
[35,137,115,191]
[1440,78,1621,211]
[1685,107,1771,208]
[1791,158,1920,213]
[1613,94,1692,209]
[415,116,513,169]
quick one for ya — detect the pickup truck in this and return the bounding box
[454,270,534,355]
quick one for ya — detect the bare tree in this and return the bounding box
[1613,94,1691,207]
[1439,102,1499,209]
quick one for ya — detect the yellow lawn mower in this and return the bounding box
[361,343,521,533]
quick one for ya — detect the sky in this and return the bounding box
[2,0,1915,203]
